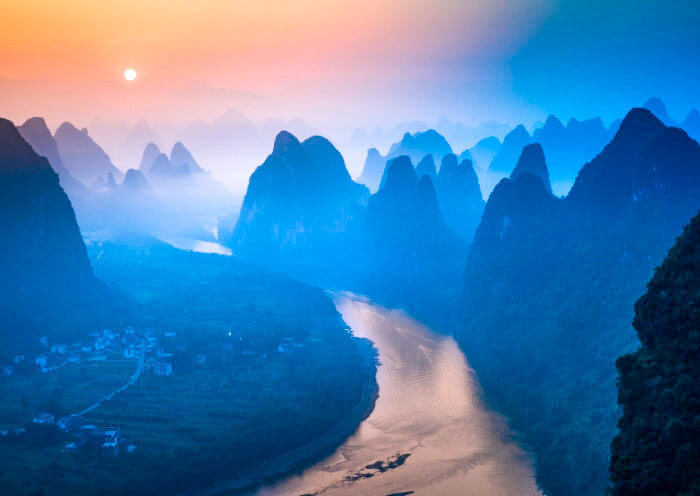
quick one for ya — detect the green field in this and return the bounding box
[0,237,373,495]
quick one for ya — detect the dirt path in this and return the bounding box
[71,340,146,418]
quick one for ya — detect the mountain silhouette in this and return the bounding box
[138,142,161,172]
[681,108,700,142]
[415,154,437,183]
[356,147,385,193]
[469,136,501,169]
[0,117,117,356]
[121,168,152,193]
[148,153,190,181]
[228,131,368,264]
[531,115,611,194]
[17,117,86,196]
[643,97,675,126]
[435,154,485,241]
[360,155,466,304]
[386,129,453,166]
[458,107,700,496]
[170,141,205,174]
[54,122,124,186]
[488,124,531,173]
[510,143,553,194]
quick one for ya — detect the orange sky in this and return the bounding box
[0,0,549,92]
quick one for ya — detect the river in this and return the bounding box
[254,292,541,496]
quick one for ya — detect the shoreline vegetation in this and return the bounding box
[195,336,379,496]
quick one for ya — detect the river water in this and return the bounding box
[255,292,541,496]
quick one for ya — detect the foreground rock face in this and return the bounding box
[458,108,700,496]
[0,117,113,357]
[610,211,700,496]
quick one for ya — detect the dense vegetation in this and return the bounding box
[610,212,700,495]
[0,238,374,495]
[456,109,700,496]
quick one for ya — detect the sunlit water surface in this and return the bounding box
[255,292,541,496]
[163,237,232,256]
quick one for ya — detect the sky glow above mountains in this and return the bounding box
[0,0,697,128]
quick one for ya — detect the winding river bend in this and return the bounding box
[256,292,540,496]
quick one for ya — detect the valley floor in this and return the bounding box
[0,238,374,496]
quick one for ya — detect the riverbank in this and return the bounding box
[254,293,541,496]
[189,335,379,496]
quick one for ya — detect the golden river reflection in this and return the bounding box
[256,292,541,496]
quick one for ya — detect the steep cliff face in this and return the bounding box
[356,147,385,192]
[458,108,700,496]
[435,154,485,242]
[415,154,437,183]
[610,212,700,496]
[360,155,466,303]
[229,131,368,264]
[510,143,553,194]
[0,118,115,357]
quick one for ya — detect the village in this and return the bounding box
[0,325,308,457]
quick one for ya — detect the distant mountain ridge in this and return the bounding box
[356,129,453,192]
[54,121,124,186]
[17,117,86,196]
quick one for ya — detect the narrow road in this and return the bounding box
[71,340,146,418]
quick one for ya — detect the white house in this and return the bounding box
[103,428,120,449]
[123,345,136,359]
[33,412,54,424]
[35,355,47,367]
[153,361,172,376]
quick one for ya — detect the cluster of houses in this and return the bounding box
[4,328,131,376]
[1,325,311,455]
[30,412,131,455]
[2,326,182,377]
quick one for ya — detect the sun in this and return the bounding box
[123,68,137,81]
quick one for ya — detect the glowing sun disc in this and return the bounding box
[124,68,137,81]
